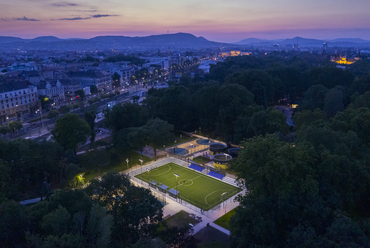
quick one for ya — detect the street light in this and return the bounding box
[146,168,150,187]
[221,192,228,214]
[139,159,143,173]
[126,158,129,170]
[174,173,179,195]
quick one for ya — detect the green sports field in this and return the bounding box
[135,162,241,211]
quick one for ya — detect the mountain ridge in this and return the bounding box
[0,33,369,50]
[0,33,223,50]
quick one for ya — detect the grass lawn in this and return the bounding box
[194,225,229,248]
[213,207,237,230]
[166,210,200,229]
[166,133,197,147]
[135,162,241,211]
[193,156,211,164]
[83,151,151,183]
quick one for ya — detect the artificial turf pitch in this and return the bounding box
[135,162,241,211]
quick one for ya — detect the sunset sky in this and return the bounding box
[1,0,369,42]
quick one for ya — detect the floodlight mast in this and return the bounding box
[221,192,228,214]
[139,159,143,173]
[146,168,150,187]
[174,173,180,196]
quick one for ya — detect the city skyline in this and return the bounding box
[0,0,370,42]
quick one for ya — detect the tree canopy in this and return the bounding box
[52,113,91,154]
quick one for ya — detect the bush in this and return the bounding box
[48,110,60,119]
[58,105,71,114]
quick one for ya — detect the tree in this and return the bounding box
[75,90,85,101]
[114,186,163,242]
[58,105,71,114]
[302,84,329,110]
[115,126,149,154]
[131,237,166,248]
[179,75,192,85]
[90,85,98,95]
[145,85,195,130]
[41,205,71,236]
[39,95,53,109]
[144,118,174,158]
[79,149,110,175]
[0,160,10,200]
[217,84,254,139]
[104,103,148,133]
[86,172,163,244]
[84,109,97,143]
[86,204,113,248]
[42,233,85,248]
[48,110,60,119]
[293,108,327,130]
[0,200,30,247]
[225,69,275,105]
[353,90,370,108]
[85,172,131,210]
[112,72,121,88]
[8,120,23,134]
[0,125,11,135]
[52,113,91,154]
[324,88,344,118]
[251,81,268,107]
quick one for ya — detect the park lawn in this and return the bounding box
[135,162,241,211]
[213,207,238,230]
[165,133,197,147]
[166,210,200,229]
[193,156,211,164]
[83,151,151,183]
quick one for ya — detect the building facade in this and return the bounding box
[37,80,65,106]
[0,81,39,124]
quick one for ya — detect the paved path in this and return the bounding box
[20,197,41,205]
[162,194,236,235]
[137,145,167,159]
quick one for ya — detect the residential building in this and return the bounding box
[64,70,112,92]
[37,80,65,107]
[59,79,82,102]
[0,81,39,124]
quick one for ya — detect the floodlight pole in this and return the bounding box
[139,159,143,173]
[221,192,227,214]
[146,168,150,188]
[174,173,179,198]
[126,158,129,170]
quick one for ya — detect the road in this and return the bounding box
[13,84,169,140]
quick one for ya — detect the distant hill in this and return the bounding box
[0,33,224,50]
[236,36,370,48]
[0,34,369,50]
[279,36,324,46]
[329,38,370,44]
[0,36,24,44]
[237,38,282,44]
[31,36,61,42]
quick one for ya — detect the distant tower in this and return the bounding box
[323,41,328,55]
[323,41,328,49]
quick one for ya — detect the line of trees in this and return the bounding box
[0,172,197,247]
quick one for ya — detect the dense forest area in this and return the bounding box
[1,52,370,247]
